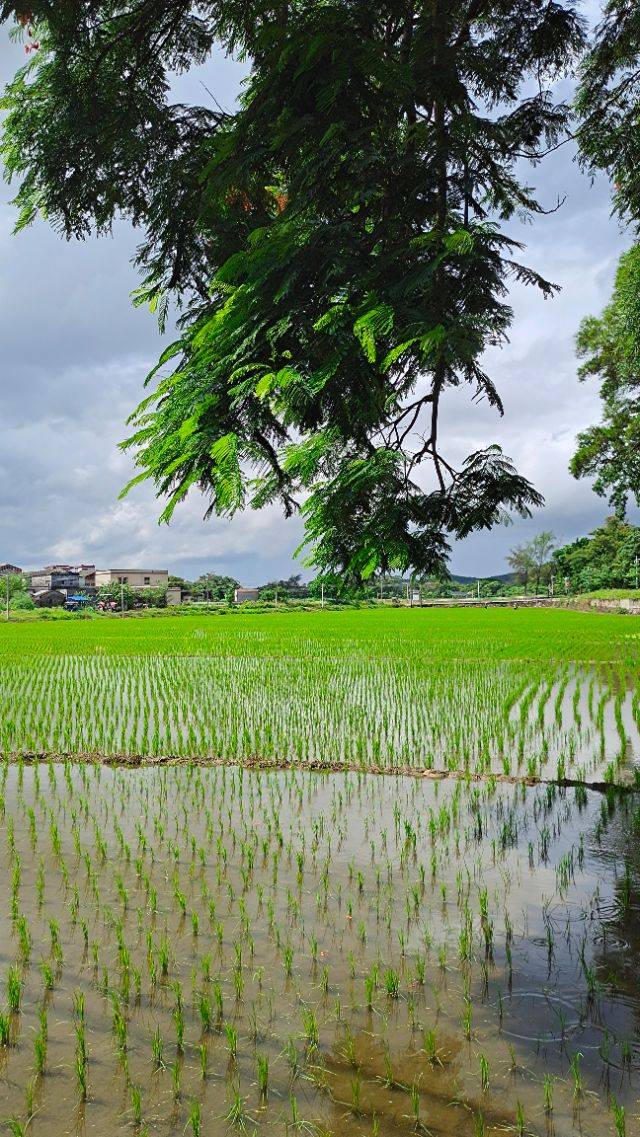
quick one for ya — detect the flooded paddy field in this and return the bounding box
[0,608,639,1134]
[0,609,639,785]
[0,762,638,1135]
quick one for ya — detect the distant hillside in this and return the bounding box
[450,572,517,585]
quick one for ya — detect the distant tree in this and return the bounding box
[479,579,502,598]
[5,572,27,599]
[528,531,557,594]
[98,582,137,610]
[191,573,240,601]
[554,517,640,593]
[506,544,534,595]
[0,1,584,581]
[2,573,34,610]
[98,582,168,608]
[145,585,169,608]
[10,591,35,611]
[257,575,308,600]
[308,573,365,602]
[507,532,555,595]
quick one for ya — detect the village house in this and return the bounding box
[94,568,169,589]
[29,564,95,592]
[234,587,260,604]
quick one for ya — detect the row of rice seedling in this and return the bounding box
[0,758,636,1135]
[0,651,637,783]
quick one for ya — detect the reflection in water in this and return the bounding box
[0,762,636,1136]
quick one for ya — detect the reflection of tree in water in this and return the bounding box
[588,791,640,1006]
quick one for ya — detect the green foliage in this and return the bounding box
[576,4,640,227]
[0,1,584,577]
[9,592,35,611]
[553,516,640,593]
[507,531,556,594]
[189,573,240,601]
[98,583,168,610]
[573,13,640,515]
[3,574,34,609]
[570,246,640,514]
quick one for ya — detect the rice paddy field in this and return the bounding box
[0,607,638,1136]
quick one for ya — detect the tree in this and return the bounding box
[7,574,34,609]
[570,246,640,514]
[528,530,556,593]
[554,516,640,593]
[0,3,584,579]
[257,575,308,599]
[98,582,137,610]
[307,572,369,602]
[570,5,640,511]
[576,2,640,229]
[507,531,555,594]
[191,573,240,601]
[506,543,533,595]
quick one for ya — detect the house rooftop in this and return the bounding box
[97,568,167,574]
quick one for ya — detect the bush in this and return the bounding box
[10,593,35,611]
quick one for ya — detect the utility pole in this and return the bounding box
[321,582,324,608]
[120,582,125,617]
[5,572,9,623]
[635,555,639,591]
[477,579,480,600]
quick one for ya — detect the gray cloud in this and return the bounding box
[0,18,632,583]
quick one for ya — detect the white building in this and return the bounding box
[94,569,169,589]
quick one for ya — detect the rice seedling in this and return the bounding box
[130,1083,142,1128]
[5,1118,27,1137]
[479,1052,489,1092]
[543,1073,553,1114]
[570,1051,583,1098]
[34,1026,47,1076]
[0,610,634,1136]
[189,1100,201,1137]
[225,1022,238,1061]
[256,1053,269,1099]
[171,1061,181,1102]
[225,1081,251,1131]
[612,1097,626,1137]
[6,967,22,1014]
[384,969,399,999]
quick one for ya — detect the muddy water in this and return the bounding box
[0,763,638,1135]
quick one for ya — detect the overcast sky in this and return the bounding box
[0,10,634,584]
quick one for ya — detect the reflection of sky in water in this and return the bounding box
[0,763,636,1136]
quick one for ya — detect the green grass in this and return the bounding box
[575,589,640,601]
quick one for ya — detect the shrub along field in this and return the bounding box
[0,609,638,1136]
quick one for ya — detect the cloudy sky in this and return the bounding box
[0,9,634,584]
